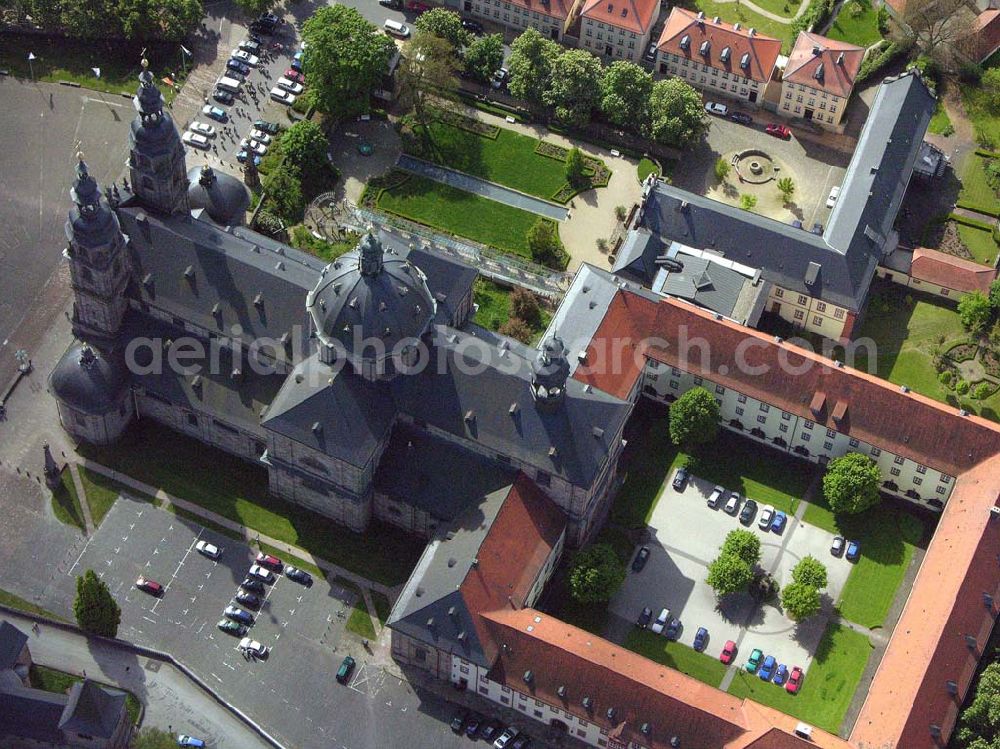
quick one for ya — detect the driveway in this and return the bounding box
[610,472,853,677]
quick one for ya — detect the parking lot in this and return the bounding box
[610,470,854,679]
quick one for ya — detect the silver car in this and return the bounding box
[758,505,774,530]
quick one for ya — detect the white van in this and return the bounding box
[216,75,242,93]
[383,18,410,37]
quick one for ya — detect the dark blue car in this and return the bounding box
[770,510,787,534]
[693,627,709,652]
[758,655,776,680]
[846,540,860,561]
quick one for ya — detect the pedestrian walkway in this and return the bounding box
[77,458,400,600]
[68,462,94,535]
[710,0,810,23]
[954,206,998,226]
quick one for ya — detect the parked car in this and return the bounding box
[770,510,787,534]
[336,655,356,683]
[240,139,268,156]
[241,577,265,594]
[494,727,519,749]
[212,88,234,105]
[451,712,467,733]
[491,67,509,90]
[202,105,227,122]
[285,566,313,586]
[745,648,763,673]
[846,540,860,561]
[188,121,216,138]
[253,119,280,135]
[730,111,753,125]
[284,69,305,84]
[511,736,531,749]
[270,87,297,105]
[766,123,791,139]
[739,499,758,525]
[724,491,741,515]
[644,43,657,62]
[231,49,260,66]
[234,588,261,608]
[791,219,804,229]
[826,185,841,209]
[248,129,272,144]
[290,57,303,73]
[773,663,789,686]
[247,564,275,583]
[258,11,281,25]
[720,640,737,664]
[408,0,432,12]
[249,20,274,35]
[758,505,774,530]
[481,722,501,742]
[462,18,484,34]
[707,485,725,509]
[811,222,824,235]
[276,77,304,95]
[631,546,650,572]
[195,540,221,559]
[239,39,261,54]
[704,101,729,116]
[672,467,689,491]
[182,131,210,149]
[650,607,670,635]
[693,626,709,651]
[379,0,403,6]
[135,576,163,596]
[177,736,206,748]
[224,605,254,625]
[217,619,247,636]
[786,666,804,694]
[758,654,777,680]
[831,536,845,556]
[465,714,483,738]
[636,606,653,629]
[664,618,682,641]
[255,552,282,570]
[239,637,268,658]
[237,149,262,166]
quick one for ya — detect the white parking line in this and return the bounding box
[142,616,157,624]
[67,536,96,576]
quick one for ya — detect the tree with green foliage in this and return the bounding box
[647,78,709,148]
[822,452,881,515]
[984,68,1000,113]
[669,386,720,447]
[301,5,396,118]
[263,163,305,224]
[776,177,795,203]
[20,0,202,39]
[74,569,120,638]
[132,727,178,749]
[499,317,533,344]
[955,663,1000,749]
[565,147,587,188]
[415,7,469,50]
[526,218,563,268]
[720,529,761,567]
[706,552,754,596]
[510,286,542,327]
[277,120,330,185]
[568,543,626,603]
[254,209,284,238]
[714,158,730,182]
[740,194,758,211]
[464,33,505,83]
[599,61,653,132]
[974,382,992,400]
[399,32,461,128]
[791,556,828,590]
[542,49,603,127]
[233,0,273,17]
[780,580,822,621]
[958,290,994,334]
[507,28,561,107]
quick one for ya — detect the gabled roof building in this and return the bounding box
[779,32,865,129]
[578,0,660,62]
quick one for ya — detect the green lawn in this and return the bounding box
[51,471,86,532]
[961,82,1000,151]
[77,467,130,528]
[0,587,66,621]
[78,423,424,587]
[472,278,552,341]
[958,155,999,215]
[927,101,954,136]
[637,157,661,183]
[611,408,814,529]
[30,665,141,725]
[728,622,873,733]
[624,629,729,687]
[957,223,999,266]
[688,0,795,47]
[376,173,544,258]
[289,226,360,262]
[346,599,377,639]
[852,283,1000,421]
[826,4,882,47]
[0,34,187,104]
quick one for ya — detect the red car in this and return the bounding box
[719,640,737,665]
[786,666,804,694]
[766,123,792,140]
[284,69,305,84]
[407,0,431,11]
[255,552,283,570]
[135,576,163,596]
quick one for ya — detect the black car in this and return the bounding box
[450,712,467,733]
[739,498,758,525]
[637,606,653,628]
[226,59,250,75]
[672,467,689,491]
[511,736,532,749]
[240,577,265,594]
[258,11,281,24]
[234,590,261,609]
[213,88,234,105]
[249,20,273,34]
[253,119,280,136]
[246,32,263,43]
[631,546,650,572]
[481,722,501,742]
[811,222,824,235]
[730,111,753,125]
[461,18,484,34]
[465,715,482,738]
[664,618,682,641]
[285,566,313,586]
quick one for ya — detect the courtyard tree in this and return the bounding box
[464,33,505,83]
[507,28,561,107]
[234,0,273,17]
[647,78,709,148]
[399,31,461,128]
[301,5,396,119]
[780,580,822,622]
[599,61,653,132]
[791,556,828,590]
[414,7,469,50]
[983,68,1000,113]
[822,452,881,515]
[959,290,994,334]
[955,662,1000,749]
[510,286,543,327]
[526,218,564,268]
[74,569,120,638]
[669,386,720,447]
[132,728,177,749]
[277,120,332,190]
[899,0,976,69]
[714,158,731,182]
[499,317,534,344]
[565,147,587,188]
[776,177,795,204]
[568,543,626,602]
[740,194,758,212]
[263,163,305,224]
[543,49,604,127]
[706,552,754,596]
[720,529,761,567]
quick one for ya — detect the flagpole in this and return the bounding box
[27,52,35,83]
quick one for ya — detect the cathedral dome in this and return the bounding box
[187,165,249,226]
[49,344,129,415]
[307,232,435,378]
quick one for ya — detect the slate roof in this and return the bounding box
[636,72,936,311]
[612,226,662,281]
[0,621,28,671]
[403,247,478,327]
[0,680,67,743]
[49,344,130,415]
[653,254,748,317]
[59,680,127,739]
[579,0,659,35]
[783,32,864,99]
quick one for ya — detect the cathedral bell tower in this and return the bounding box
[64,154,130,348]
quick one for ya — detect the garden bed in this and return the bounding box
[946,342,980,363]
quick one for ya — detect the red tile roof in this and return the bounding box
[579,0,659,35]
[502,0,574,21]
[910,247,998,294]
[884,0,907,14]
[655,7,781,84]
[851,454,1000,749]
[972,9,1000,63]
[784,32,864,99]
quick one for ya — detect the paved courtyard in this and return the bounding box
[610,471,853,674]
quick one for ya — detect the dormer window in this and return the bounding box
[699,40,710,56]
[740,52,751,70]
[679,34,690,50]
[720,46,731,63]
